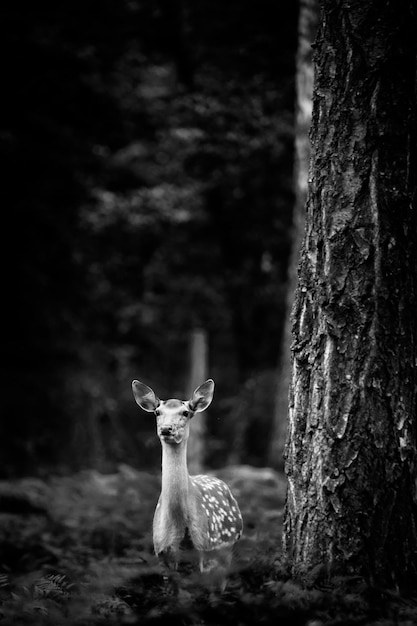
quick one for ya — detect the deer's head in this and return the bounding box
[132,379,214,445]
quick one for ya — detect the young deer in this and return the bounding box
[132,378,243,583]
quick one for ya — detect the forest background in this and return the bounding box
[3,2,417,624]
[2,0,298,477]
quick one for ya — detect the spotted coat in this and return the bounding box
[189,475,243,550]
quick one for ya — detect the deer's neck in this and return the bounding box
[160,441,190,514]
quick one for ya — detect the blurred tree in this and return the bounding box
[186,328,208,474]
[269,0,318,468]
[283,0,417,588]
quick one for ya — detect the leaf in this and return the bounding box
[33,573,74,601]
[0,573,9,589]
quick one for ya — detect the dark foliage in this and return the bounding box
[0,467,416,625]
[2,0,297,476]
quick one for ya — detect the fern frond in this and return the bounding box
[0,574,9,589]
[33,573,73,601]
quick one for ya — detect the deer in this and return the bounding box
[131,378,243,588]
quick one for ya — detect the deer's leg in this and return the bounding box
[156,548,180,595]
[158,547,179,570]
[199,548,233,592]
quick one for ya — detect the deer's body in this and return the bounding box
[132,381,243,578]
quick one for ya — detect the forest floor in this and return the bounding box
[0,465,416,626]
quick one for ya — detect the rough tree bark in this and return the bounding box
[283,0,417,588]
[269,0,318,468]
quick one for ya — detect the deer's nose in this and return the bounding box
[160,427,172,436]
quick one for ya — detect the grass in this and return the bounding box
[0,465,416,625]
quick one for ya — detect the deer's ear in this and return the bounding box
[189,379,214,413]
[132,380,160,412]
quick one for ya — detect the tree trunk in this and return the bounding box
[269,0,318,468]
[283,0,417,589]
[186,328,208,474]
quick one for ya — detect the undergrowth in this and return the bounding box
[0,466,416,625]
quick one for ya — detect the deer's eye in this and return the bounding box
[183,410,189,418]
